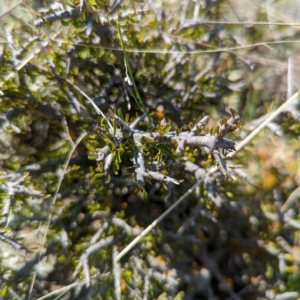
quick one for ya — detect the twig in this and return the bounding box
[227,91,299,158]
[33,6,149,27]
[3,29,62,83]
[8,287,22,300]
[0,0,23,18]
[113,247,121,300]
[50,37,300,55]
[180,20,300,29]
[110,0,124,13]
[143,274,149,300]
[190,116,209,136]
[0,233,31,255]
[64,78,113,130]
[35,274,106,300]
[30,132,87,294]
[33,7,80,27]
[73,236,119,284]
[98,113,238,181]
[61,115,75,147]
[280,185,300,213]
[5,29,19,67]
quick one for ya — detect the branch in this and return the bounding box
[33,7,149,27]
[73,235,119,286]
[33,7,80,27]
[96,112,239,182]
[113,247,121,300]
[212,149,230,179]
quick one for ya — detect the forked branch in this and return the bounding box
[96,110,240,183]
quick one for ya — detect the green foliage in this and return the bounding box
[0,0,300,299]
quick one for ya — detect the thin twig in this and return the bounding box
[227,91,299,158]
[0,0,23,18]
[113,247,121,300]
[281,185,300,213]
[30,132,87,296]
[3,29,62,83]
[64,78,113,130]
[8,287,22,300]
[180,20,300,28]
[0,233,30,255]
[51,37,300,55]
[36,274,105,300]
[73,236,118,283]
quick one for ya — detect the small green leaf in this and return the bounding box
[93,172,105,179]
[117,109,124,120]
[86,143,95,151]
[116,151,122,164]
[105,174,111,184]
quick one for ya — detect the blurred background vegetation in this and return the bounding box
[0,0,300,299]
